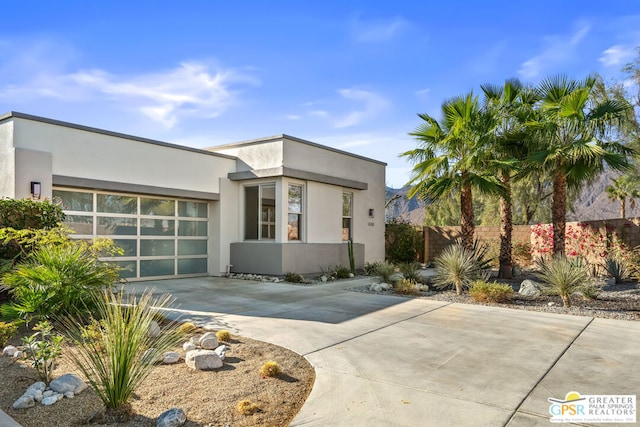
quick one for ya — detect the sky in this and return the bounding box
[1,1,639,188]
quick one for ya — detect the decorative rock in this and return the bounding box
[42,390,54,398]
[213,345,226,360]
[380,283,393,291]
[189,336,201,345]
[24,382,46,401]
[156,407,187,427]
[320,275,328,282]
[27,382,46,393]
[162,351,180,364]
[185,349,223,370]
[147,320,161,338]
[41,395,58,406]
[548,302,556,307]
[199,332,219,350]
[518,280,543,297]
[349,273,355,278]
[64,391,75,399]
[142,348,163,364]
[12,395,35,409]
[13,350,23,359]
[183,342,197,352]
[49,373,88,395]
[370,283,382,292]
[3,345,18,357]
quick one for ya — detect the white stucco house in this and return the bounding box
[0,112,386,281]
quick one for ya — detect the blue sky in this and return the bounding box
[1,1,639,188]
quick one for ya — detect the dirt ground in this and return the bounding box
[0,328,315,427]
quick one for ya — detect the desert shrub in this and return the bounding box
[0,321,18,346]
[1,243,121,322]
[216,330,231,342]
[60,289,184,410]
[469,281,514,303]
[334,265,351,279]
[535,256,589,308]
[363,261,382,276]
[394,279,420,296]
[373,261,396,284]
[580,283,602,300]
[178,322,197,334]
[433,243,490,295]
[260,360,282,377]
[602,256,629,284]
[385,218,423,264]
[237,399,260,415]
[21,320,63,384]
[512,240,532,267]
[284,272,305,283]
[398,262,421,282]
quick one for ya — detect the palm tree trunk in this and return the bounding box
[499,171,513,279]
[460,180,474,251]
[620,198,626,219]
[552,171,567,255]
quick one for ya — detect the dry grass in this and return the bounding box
[0,327,315,427]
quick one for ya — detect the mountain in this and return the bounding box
[386,170,640,226]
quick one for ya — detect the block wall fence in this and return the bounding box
[422,217,640,262]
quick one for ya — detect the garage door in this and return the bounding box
[53,188,209,280]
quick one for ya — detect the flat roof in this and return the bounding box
[207,134,388,166]
[0,111,237,160]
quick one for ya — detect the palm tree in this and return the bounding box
[528,75,633,255]
[606,175,640,218]
[402,92,504,250]
[481,79,538,278]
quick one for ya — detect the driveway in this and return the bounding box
[128,277,640,427]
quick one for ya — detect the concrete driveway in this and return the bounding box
[129,277,640,427]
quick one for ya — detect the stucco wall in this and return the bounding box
[0,121,16,198]
[305,181,342,243]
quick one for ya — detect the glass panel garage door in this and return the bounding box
[53,188,209,280]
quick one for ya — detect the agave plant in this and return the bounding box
[535,255,589,307]
[602,256,628,284]
[433,243,490,295]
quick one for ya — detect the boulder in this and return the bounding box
[162,351,180,364]
[64,391,75,399]
[199,332,219,350]
[156,407,187,427]
[185,349,223,370]
[369,283,382,292]
[147,320,161,338]
[142,348,162,364]
[380,283,393,291]
[189,336,201,345]
[49,373,88,395]
[41,395,58,406]
[518,279,542,297]
[13,350,23,359]
[3,345,18,357]
[183,342,197,352]
[213,345,226,360]
[12,395,35,409]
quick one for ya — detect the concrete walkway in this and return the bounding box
[127,277,639,427]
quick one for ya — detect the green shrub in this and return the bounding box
[580,283,602,300]
[535,256,589,308]
[469,281,514,303]
[260,360,282,377]
[0,321,18,347]
[335,265,351,279]
[398,262,421,282]
[363,261,382,276]
[602,256,628,284]
[284,272,305,283]
[1,243,120,322]
[21,321,63,384]
[216,330,231,342]
[373,261,396,284]
[60,288,184,410]
[394,279,420,296]
[433,243,490,295]
[385,218,423,264]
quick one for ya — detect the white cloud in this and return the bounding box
[599,44,635,67]
[284,114,301,120]
[332,88,388,128]
[518,22,591,79]
[415,88,430,97]
[352,17,408,43]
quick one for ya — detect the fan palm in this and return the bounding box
[402,92,504,250]
[605,175,640,218]
[527,75,633,255]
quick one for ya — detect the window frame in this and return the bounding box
[244,183,277,241]
[287,183,304,242]
[342,191,353,241]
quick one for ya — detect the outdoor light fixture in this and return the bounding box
[368,208,375,218]
[30,181,41,199]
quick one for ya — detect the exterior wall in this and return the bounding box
[231,242,364,275]
[305,181,342,243]
[211,140,284,172]
[15,148,53,200]
[11,117,236,199]
[212,177,240,275]
[0,121,16,197]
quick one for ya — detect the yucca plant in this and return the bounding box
[398,262,421,282]
[433,243,490,295]
[535,255,589,307]
[373,261,396,284]
[60,288,184,412]
[602,256,628,284]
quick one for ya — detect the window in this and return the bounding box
[288,184,303,241]
[245,184,276,240]
[342,192,353,241]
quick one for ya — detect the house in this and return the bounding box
[0,112,386,280]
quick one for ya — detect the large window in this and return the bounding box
[244,184,276,240]
[342,192,353,241]
[288,184,303,241]
[53,189,209,280]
